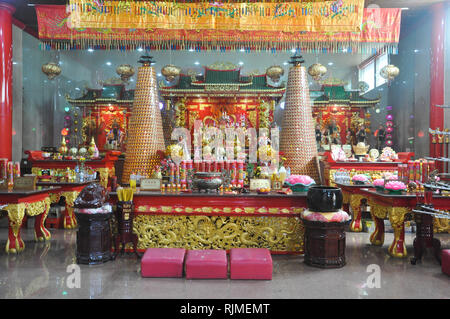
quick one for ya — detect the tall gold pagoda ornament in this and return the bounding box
[280,53,320,182]
[122,55,166,184]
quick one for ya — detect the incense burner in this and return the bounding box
[192,172,223,193]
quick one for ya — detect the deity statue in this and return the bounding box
[106,120,124,150]
[356,124,367,144]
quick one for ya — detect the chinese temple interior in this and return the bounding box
[0,0,449,303]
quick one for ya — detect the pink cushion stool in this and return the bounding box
[185,250,228,279]
[442,249,450,276]
[230,248,272,280]
[141,248,186,278]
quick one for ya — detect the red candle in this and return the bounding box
[201,161,206,172]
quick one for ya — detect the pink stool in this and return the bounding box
[141,248,186,278]
[442,249,450,276]
[185,250,228,279]
[230,248,272,280]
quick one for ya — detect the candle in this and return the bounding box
[0,158,7,180]
[169,163,175,185]
[180,161,187,188]
[407,161,414,184]
[201,161,206,172]
[237,161,244,187]
[231,161,237,185]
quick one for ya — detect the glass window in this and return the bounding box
[359,59,375,92]
[376,52,389,87]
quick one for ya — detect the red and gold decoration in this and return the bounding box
[0,192,51,254]
[67,82,134,152]
[122,55,166,184]
[69,0,364,33]
[36,5,401,53]
[280,54,320,182]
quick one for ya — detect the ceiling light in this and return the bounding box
[137,47,144,52]
[240,48,245,52]
[401,8,409,10]
[106,62,112,66]
[88,48,94,52]
[291,48,296,53]
[194,61,200,65]
[189,48,195,52]
[328,62,334,66]
[157,73,162,77]
[238,62,244,65]
[280,102,285,109]
[283,62,288,65]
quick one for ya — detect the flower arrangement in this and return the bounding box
[284,175,315,192]
[384,181,406,194]
[352,174,369,184]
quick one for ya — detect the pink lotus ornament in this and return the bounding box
[386,114,393,121]
[352,174,369,184]
[373,179,385,187]
[285,175,316,191]
[384,181,406,193]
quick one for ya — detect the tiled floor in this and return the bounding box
[0,227,448,299]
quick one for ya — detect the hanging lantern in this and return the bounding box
[380,64,400,81]
[358,81,369,94]
[386,134,393,140]
[386,114,393,121]
[307,63,327,81]
[161,64,181,82]
[42,62,61,80]
[266,65,284,82]
[386,127,394,133]
[116,64,135,82]
[386,121,393,127]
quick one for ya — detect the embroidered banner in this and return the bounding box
[68,0,365,33]
[36,5,401,53]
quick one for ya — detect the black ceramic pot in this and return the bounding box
[306,186,343,212]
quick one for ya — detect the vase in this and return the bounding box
[306,186,343,212]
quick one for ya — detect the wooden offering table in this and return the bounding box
[109,191,307,254]
[361,188,450,258]
[335,182,374,232]
[36,181,93,229]
[26,150,120,188]
[0,187,59,253]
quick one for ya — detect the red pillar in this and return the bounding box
[429,2,445,164]
[0,2,15,161]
